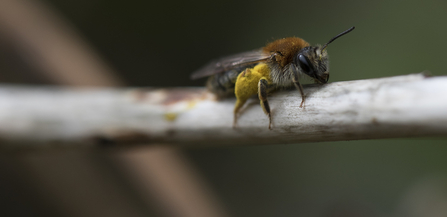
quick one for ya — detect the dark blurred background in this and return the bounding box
[1,0,447,217]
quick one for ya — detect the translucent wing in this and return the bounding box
[190,49,270,80]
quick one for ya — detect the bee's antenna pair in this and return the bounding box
[321,26,355,52]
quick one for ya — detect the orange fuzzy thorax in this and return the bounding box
[262,37,310,68]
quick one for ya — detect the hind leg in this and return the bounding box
[258,77,272,129]
[233,64,272,128]
[233,98,247,128]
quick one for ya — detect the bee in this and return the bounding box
[191,26,355,129]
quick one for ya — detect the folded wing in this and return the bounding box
[190,49,270,80]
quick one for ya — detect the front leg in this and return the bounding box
[258,77,272,130]
[291,65,306,108]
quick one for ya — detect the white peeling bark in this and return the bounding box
[0,73,446,147]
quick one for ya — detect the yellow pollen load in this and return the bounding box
[234,63,271,113]
[164,112,178,122]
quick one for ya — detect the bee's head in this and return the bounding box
[294,46,329,83]
[293,26,355,84]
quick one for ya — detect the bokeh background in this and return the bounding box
[1,0,447,217]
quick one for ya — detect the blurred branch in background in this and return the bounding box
[396,176,447,217]
[1,73,446,147]
[0,0,229,217]
[115,146,228,217]
[0,0,122,86]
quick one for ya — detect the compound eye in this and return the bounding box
[298,54,311,73]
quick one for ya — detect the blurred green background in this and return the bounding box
[1,0,447,216]
[41,0,447,86]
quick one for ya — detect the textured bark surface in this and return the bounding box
[1,73,446,147]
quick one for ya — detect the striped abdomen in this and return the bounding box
[206,64,256,99]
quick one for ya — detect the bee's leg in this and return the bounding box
[233,68,254,128]
[258,77,272,130]
[234,65,271,128]
[233,98,247,128]
[291,67,305,108]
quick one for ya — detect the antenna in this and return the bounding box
[321,26,355,52]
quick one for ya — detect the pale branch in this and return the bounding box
[0,73,446,147]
